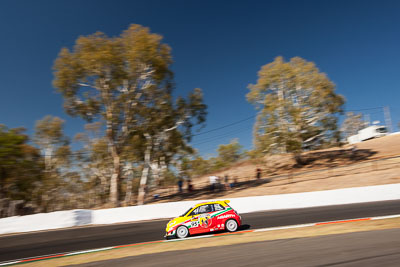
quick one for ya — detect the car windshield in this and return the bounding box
[377,127,387,133]
[180,207,193,217]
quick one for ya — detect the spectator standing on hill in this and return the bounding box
[224,174,230,190]
[187,179,193,192]
[232,176,238,188]
[215,176,221,191]
[209,175,217,192]
[350,144,358,159]
[256,168,262,180]
[178,178,183,193]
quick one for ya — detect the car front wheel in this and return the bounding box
[225,219,238,232]
[176,226,189,238]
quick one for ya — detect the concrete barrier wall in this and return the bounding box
[92,200,200,225]
[92,183,400,224]
[0,210,87,235]
[229,183,400,214]
[1,183,400,234]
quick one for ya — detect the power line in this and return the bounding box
[193,114,256,137]
[192,127,251,146]
[193,124,252,143]
[345,106,383,112]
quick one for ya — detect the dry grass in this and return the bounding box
[23,217,400,266]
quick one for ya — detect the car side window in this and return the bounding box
[198,204,212,214]
[213,204,225,211]
[190,204,212,216]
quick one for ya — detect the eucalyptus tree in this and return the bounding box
[0,125,42,213]
[247,56,344,157]
[134,87,206,205]
[74,122,113,206]
[34,116,71,211]
[53,24,206,206]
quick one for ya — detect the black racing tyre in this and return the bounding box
[176,225,189,238]
[225,219,238,232]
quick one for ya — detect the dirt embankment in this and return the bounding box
[152,134,400,202]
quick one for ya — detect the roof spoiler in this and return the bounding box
[224,200,230,204]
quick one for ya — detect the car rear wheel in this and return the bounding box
[176,226,189,238]
[225,219,238,232]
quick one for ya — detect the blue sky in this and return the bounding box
[1,0,399,157]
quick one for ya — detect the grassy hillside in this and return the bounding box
[151,134,400,203]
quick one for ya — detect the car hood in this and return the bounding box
[166,216,187,232]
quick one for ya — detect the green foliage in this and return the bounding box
[217,138,243,164]
[53,26,172,121]
[34,116,70,168]
[0,125,43,202]
[209,157,226,171]
[247,56,345,154]
[161,169,178,186]
[246,149,264,159]
[189,156,209,176]
[177,153,211,178]
[180,139,245,176]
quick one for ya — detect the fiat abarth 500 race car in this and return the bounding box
[165,200,241,239]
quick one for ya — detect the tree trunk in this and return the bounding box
[137,165,149,205]
[109,152,120,207]
[0,167,6,199]
[138,135,152,205]
[124,176,133,205]
[150,161,160,186]
[160,156,168,181]
[278,83,287,153]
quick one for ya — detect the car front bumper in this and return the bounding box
[164,229,176,239]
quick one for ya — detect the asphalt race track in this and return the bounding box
[1,199,400,262]
[76,228,400,267]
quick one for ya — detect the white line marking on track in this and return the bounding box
[254,223,315,232]
[371,214,400,220]
[65,247,114,256]
[0,261,19,266]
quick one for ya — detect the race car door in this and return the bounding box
[188,204,214,235]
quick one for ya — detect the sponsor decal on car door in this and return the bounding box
[189,204,213,234]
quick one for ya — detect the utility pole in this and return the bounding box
[364,113,370,126]
[384,106,392,133]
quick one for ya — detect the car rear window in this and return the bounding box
[214,204,225,211]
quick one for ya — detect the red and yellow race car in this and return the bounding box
[165,200,241,239]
